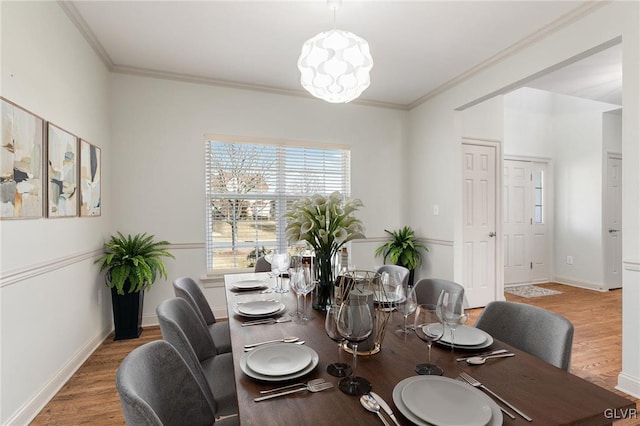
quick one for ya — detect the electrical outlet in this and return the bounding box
[566,256,573,265]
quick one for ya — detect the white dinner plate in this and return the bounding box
[246,343,312,376]
[428,324,490,346]
[436,336,494,350]
[233,279,269,290]
[401,376,492,426]
[240,345,319,382]
[393,376,502,426]
[237,300,283,316]
[233,305,286,318]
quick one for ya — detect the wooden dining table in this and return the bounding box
[224,272,635,426]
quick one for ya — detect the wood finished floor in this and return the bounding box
[31,283,639,425]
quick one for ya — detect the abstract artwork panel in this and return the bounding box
[47,123,78,217]
[80,140,101,216]
[0,98,45,219]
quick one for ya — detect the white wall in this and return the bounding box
[552,95,619,289]
[0,2,112,424]
[408,0,640,398]
[603,110,622,154]
[504,88,555,158]
[1,2,639,423]
[109,73,409,324]
[504,88,620,290]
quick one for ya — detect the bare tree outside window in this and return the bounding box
[205,139,350,272]
[208,144,275,268]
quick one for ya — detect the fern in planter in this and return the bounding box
[96,232,174,340]
[96,232,174,295]
[375,226,428,272]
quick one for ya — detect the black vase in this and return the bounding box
[408,268,416,287]
[111,287,144,340]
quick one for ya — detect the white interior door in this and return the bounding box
[605,154,622,289]
[503,160,532,285]
[503,159,551,285]
[462,143,497,307]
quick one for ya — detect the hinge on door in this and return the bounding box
[530,262,533,269]
[530,218,533,225]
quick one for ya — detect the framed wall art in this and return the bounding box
[1,98,45,219]
[47,123,78,217]
[80,139,101,216]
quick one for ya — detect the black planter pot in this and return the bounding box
[111,288,144,340]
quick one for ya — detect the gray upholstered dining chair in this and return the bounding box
[254,255,272,273]
[116,340,239,426]
[414,278,465,305]
[375,264,410,287]
[156,298,238,417]
[173,277,232,353]
[474,300,574,371]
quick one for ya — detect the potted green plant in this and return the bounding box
[375,226,428,286]
[95,232,174,340]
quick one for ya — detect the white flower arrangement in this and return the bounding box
[284,191,365,257]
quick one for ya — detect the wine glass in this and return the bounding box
[289,266,304,320]
[299,267,315,322]
[379,272,402,310]
[336,300,373,395]
[395,282,417,335]
[270,253,290,293]
[414,304,445,375]
[436,289,469,351]
[324,304,353,377]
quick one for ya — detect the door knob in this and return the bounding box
[608,229,620,233]
[488,232,496,237]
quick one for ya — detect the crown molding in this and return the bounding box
[111,64,409,111]
[59,0,606,112]
[58,1,114,68]
[408,0,610,110]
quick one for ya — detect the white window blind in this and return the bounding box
[205,137,350,272]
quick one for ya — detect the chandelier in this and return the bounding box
[297,0,373,104]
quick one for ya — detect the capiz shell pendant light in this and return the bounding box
[297,1,373,103]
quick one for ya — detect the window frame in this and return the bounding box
[203,134,351,280]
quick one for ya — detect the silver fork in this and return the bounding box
[459,372,532,422]
[254,381,333,402]
[259,378,326,394]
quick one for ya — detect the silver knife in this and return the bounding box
[369,392,400,426]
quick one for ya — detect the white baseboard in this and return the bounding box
[616,371,640,399]
[3,327,112,426]
[504,283,532,288]
[552,276,607,292]
[142,313,159,328]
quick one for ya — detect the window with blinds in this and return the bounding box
[205,137,351,272]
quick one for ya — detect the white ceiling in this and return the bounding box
[63,1,622,109]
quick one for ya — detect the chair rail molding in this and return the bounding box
[352,236,454,247]
[0,248,104,288]
[0,243,206,288]
[622,258,640,272]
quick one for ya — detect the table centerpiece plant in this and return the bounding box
[285,191,365,310]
